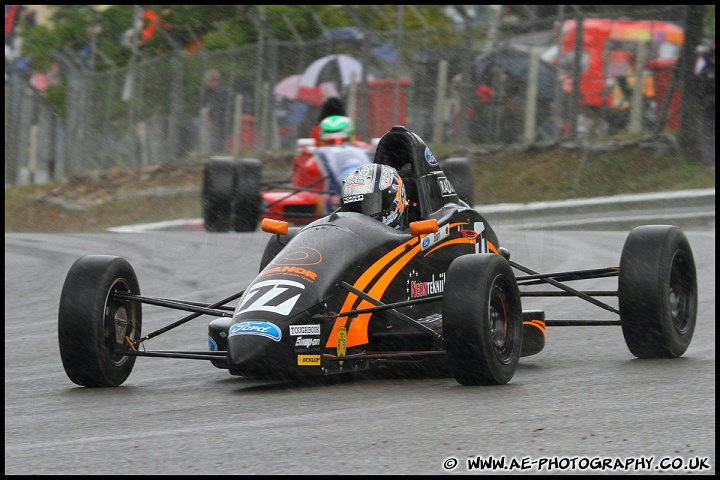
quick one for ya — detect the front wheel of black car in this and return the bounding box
[618,225,697,358]
[58,255,142,387]
[443,253,522,385]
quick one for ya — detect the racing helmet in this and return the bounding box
[340,163,407,229]
[319,115,355,146]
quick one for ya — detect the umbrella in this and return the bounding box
[274,74,340,105]
[473,45,558,101]
[274,74,302,98]
[296,54,372,105]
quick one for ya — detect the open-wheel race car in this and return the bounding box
[58,126,698,388]
[200,136,374,233]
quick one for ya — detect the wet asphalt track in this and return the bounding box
[4,190,715,475]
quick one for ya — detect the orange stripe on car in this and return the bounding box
[326,237,419,348]
[523,319,546,335]
[424,237,474,256]
[487,240,498,254]
[449,222,468,229]
[346,242,423,346]
[424,238,499,256]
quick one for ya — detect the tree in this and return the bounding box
[20,6,453,72]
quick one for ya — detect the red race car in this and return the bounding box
[203,121,474,233]
[202,136,377,232]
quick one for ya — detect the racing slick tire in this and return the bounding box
[443,253,522,385]
[258,226,302,272]
[58,255,142,387]
[231,158,262,232]
[618,225,697,358]
[441,157,474,207]
[203,157,235,232]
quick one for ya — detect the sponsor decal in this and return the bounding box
[295,336,322,350]
[208,336,218,351]
[424,147,438,167]
[228,321,282,342]
[259,265,318,282]
[406,271,446,299]
[343,164,377,193]
[289,324,321,336]
[379,165,394,187]
[337,326,347,365]
[343,194,363,203]
[235,279,304,316]
[420,223,450,251]
[437,176,456,197]
[271,247,322,267]
[297,355,321,366]
[345,180,369,191]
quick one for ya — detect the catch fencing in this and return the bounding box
[4,21,681,186]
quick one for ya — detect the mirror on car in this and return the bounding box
[409,219,439,236]
[261,218,289,235]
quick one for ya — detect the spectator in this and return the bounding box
[13,49,30,73]
[46,61,60,88]
[203,69,230,153]
[232,75,255,115]
[697,39,715,168]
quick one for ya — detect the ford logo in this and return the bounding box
[228,321,282,342]
[424,147,438,167]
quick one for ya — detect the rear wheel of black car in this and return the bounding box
[232,158,262,232]
[443,253,522,385]
[203,157,235,232]
[442,157,474,207]
[618,225,697,358]
[58,255,142,387]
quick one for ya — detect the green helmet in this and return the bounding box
[319,115,355,144]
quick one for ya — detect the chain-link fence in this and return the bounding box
[5,16,689,186]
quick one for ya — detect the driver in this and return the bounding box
[339,163,408,230]
[314,115,372,198]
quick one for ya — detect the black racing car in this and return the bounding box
[57,126,698,387]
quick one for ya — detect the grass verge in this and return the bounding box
[5,141,715,234]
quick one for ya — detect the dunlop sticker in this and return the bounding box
[297,355,321,366]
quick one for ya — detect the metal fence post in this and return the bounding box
[232,94,243,157]
[523,50,540,144]
[432,59,448,142]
